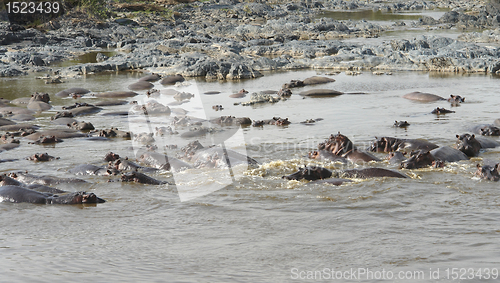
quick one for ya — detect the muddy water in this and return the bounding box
[1,69,500,282]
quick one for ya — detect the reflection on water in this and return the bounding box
[317,9,448,22]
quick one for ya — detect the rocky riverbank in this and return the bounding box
[1,0,500,79]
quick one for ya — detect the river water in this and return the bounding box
[1,67,500,282]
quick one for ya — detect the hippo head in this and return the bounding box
[51,192,106,204]
[448,94,465,105]
[104,152,120,162]
[455,134,481,157]
[31,92,50,103]
[282,166,332,181]
[400,150,436,169]
[368,137,403,153]
[480,126,500,136]
[308,151,320,159]
[475,164,500,181]
[320,132,355,156]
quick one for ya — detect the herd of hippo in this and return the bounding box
[1,73,499,204]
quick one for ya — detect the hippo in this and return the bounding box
[308,150,348,163]
[27,92,51,111]
[160,74,185,85]
[121,172,169,185]
[0,123,39,132]
[69,164,118,176]
[51,117,78,125]
[93,91,138,98]
[173,92,195,101]
[402,91,445,102]
[471,125,500,136]
[131,100,171,115]
[387,151,407,165]
[277,88,292,97]
[28,135,63,144]
[400,150,440,169]
[302,76,335,85]
[137,151,193,171]
[26,153,58,162]
[91,128,131,139]
[212,105,223,111]
[394,121,410,128]
[26,129,85,141]
[282,79,305,89]
[62,103,102,116]
[134,132,155,145]
[190,146,259,169]
[68,121,95,131]
[0,117,16,126]
[299,89,343,97]
[475,164,500,181]
[155,126,178,136]
[431,107,454,114]
[368,137,438,153]
[0,185,105,204]
[54,87,90,97]
[455,134,481,157]
[9,114,35,121]
[104,152,121,162]
[282,166,332,181]
[8,172,87,186]
[319,132,380,163]
[138,73,161,82]
[300,118,324,125]
[429,146,468,162]
[128,80,154,91]
[229,89,248,98]
[110,158,158,173]
[335,168,408,179]
[448,94,465,106]
[475,136,500,148]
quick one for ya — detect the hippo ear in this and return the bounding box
[456,134,459,138]
[471,134,475,138]
[495,164,499,171]
[476,164,481,169]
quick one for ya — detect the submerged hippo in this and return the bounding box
[55,87,90,97]
[430,146,468,162]
[318,132,380,163]
[69,164,118,176]
[387,151,407,165]
[27,92,51,111]
[431,107,454,114]
[0,185,105,204]
[8,172,87,186]
[137,151,193,171]
[190,146,259,169]
[475,164,500,181]
[368,137,438,153]
[402,91,445,102]
[121,172,169,185]
[400,150,443,169]
[139,73,161,82]
[448,94,465,106]
[160,74,185,85]
[93,91,138,98]
[394,121,410,128]
[128,80,154,91]
[299,89,343,97]
[26,153,58,162]
[455,134,481,157]
[283,166,332,181]
[471,124,500,136]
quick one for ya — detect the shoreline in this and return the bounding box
[1,0,500,79]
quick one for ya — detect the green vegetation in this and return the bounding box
[75,0,110,18]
